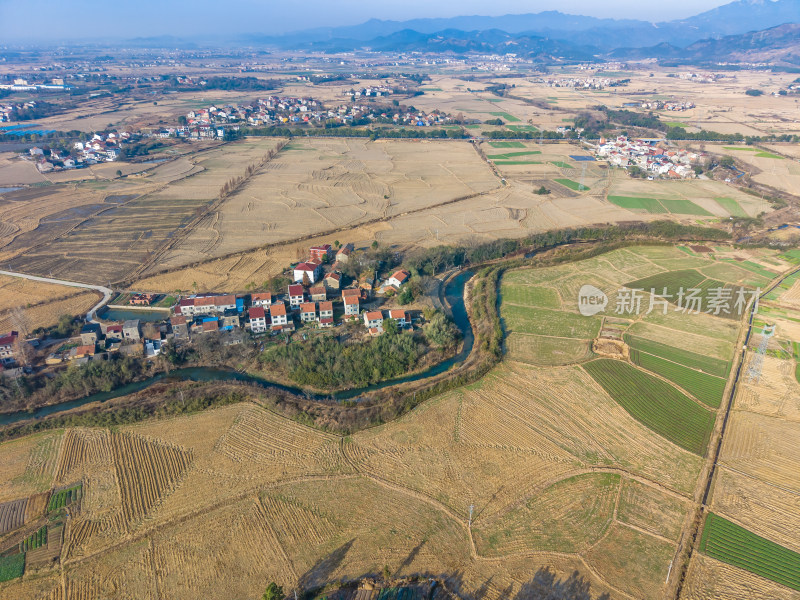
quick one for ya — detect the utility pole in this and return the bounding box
[468,504,474,528]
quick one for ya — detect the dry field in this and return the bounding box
[6,139,279,283]
[151,138,499,271]
[0,274,86,313]
[0,290,100,333]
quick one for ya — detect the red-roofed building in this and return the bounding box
[364,311,384,329]
[319,301,334,327]
[287,284,305,308]
[105,324,124,340]
[0,331,18,361]
[309,286,327,302]
[178,294,236,316]
[343,295,360,316]
[293,262,322,284]
[300,302,317,323]
[387,270,411,288]
[388,309,409,327]
[202,320,219,333]
[251,292,273,308]
[73,345,96,359]
[249,306,268,333]
[309,244,332,262]
[270,302,288,327]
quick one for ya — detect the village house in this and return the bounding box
[80,323,102,346]
[122,320,141,341]
[71,345,96,360]
[300,302,317,323]
[343,295,360,317]
[270,303,289,328]
[336,243,353,263]
[177,294,237,316]
[287,284,305,308]
[309,286,327,302]
[170,316,190,339]
[323,272,341,291]
[251,292,273,308]
[387,270,411,288]
[201,319,220,334]
[293,261,323,284]
[130,293,156,306]
[363,311,384,330]
[388,309,409,327]
[219,314,240,331]
[318,301,334,327]
[105,324,124,341]
[309,244,332,262]
[248,306,268,333]
[0,332,18,363]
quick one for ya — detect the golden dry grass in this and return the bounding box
[0,290,100,332]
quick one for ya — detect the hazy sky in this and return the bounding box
[0,0,733,42]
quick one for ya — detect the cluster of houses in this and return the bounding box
[28,131,129,172]
[594,136,701,179]
[44,319,149,366]
[344,86,395,99]
[638,100,695,111]
[539,77,629,90]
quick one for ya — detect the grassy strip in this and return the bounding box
[489,141,525,148]
[555,178,589,191]
[0,553,24,583]
[20,526,47,552]
[700,513,800,591]
[659,199,712,216]
[493,161,542,165]
[48,484,82,511]
[490,111,521,122]
[551,161,572,168]
[630,349,726,408]
[608,196,667,214]
[624,335,730,377]
[714,197,747,218]
[487,151,542,159]
[723,147,759,152]
[583,359,715,455]
[756,152,784,159]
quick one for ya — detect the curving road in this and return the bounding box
[0,270,112,323]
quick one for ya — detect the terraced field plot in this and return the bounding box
[554,178,588,191]
[630,349,727,408]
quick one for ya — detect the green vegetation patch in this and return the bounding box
[627,268,706,294]
[489,111,521,122]
[625,335,731,377]
[502,305,601,339]
[630,349,726,408]
[20,525,47,552]
[495,161,543,165]
[723,146,759,152]
[735,260,780,280]
[489,141,525,148]
[506,124,538,132]
[555,178,589,191]
[658,199,712,216]
[714,197,747,217]
[583,359,715,454]
[0,553,25,583]
[500,284,561,309]
[779,249,800,263]
[755,152,784,159]
[608,196,668,214]
[48,484,82,511]
[700,512,800,591]
[551,161,573,168]
[487,151,542,160]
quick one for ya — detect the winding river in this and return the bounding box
[0,270,475,426]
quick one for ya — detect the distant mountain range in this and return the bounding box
[245,0,800,64]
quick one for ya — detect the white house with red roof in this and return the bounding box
[309,244,332,262]
[318,301,334,327]
[363,311,384,330]
[300,302,317,323]
[248,306,269,333]
[178,294,236,316]
[269,303,288,327]
[293,261,322,284]
[387,270,411,288]
[287,284,305,308]
[343,295,360,316]
[251,292,273,308]
[388,309,409,327]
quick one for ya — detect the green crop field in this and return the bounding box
[657,199,713,216]
[500,283,561,309]
[700,513,800,591]
[20,526,47,552]
[488,151,542,160]
[630,349,726,408]
[489,141,525,148]
[48,484,82,511]
[490,111,521,122]
[714,198,747,217]
[0,553,24,583]
[551,161,572,168]
[495,161,542,165]
[778,249,800,263]
[627,269,706,294]
[624,335,730,377]
[755,152,784,159]
[608,196,668,214]
[506,124,538,132]
[723,147,759,152]
[736,260,779,280]
[555,178,589,191]
[502,304,601,338]
[583,359,715,454]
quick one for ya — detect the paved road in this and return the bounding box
[0,270,112,323]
